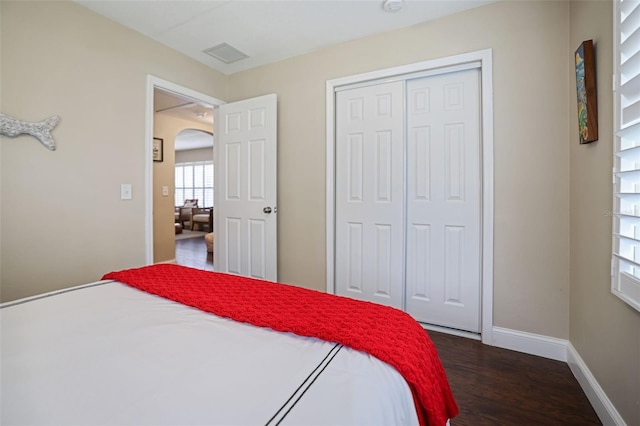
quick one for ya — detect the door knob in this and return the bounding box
[263,207,272,214]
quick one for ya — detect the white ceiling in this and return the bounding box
[154,89,214,151]
[173,128,215,151]
[76,0,495,75]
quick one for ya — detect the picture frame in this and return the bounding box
[153,137,164,162]
[575,39,598,144]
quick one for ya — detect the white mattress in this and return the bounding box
[1,281,419,425]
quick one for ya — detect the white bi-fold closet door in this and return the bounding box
[335,68,481,333]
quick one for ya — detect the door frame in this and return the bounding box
[325,49,495,344]
[144,75,225,265]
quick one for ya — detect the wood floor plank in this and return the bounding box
[175,237,213,271]
[428,331,601,425]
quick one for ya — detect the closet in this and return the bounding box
[334,66,482,333]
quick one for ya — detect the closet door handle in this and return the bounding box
[263,207,272,214]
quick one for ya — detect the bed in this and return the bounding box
[1,264,457,426]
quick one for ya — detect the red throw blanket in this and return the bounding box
[103,264,458,426]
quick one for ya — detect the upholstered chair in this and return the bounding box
[175,199,198,228]
[191,208,213,231]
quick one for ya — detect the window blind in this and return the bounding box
[612,0,640,311]
[175,161,214,208]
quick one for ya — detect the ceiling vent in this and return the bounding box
[203,43,249,64]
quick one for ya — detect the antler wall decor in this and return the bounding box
[0,113,60,151]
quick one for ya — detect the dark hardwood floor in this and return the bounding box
[175,235,213,271]
[428,331,601,425]
[173,241,600,425]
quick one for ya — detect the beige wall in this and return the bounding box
[229,0,571,339]
[0,1,227,301]
[0,2,4,292]
[152,115,213,263]
[176,147,214,164]
[569,2,640,424]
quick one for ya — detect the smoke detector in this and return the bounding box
[382,0,403,12]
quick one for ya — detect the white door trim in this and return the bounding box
[144,75,225,265]
[325,49,495,344]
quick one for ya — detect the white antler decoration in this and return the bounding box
[0,113,60,151]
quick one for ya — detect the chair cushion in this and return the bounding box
[192,214,209,222]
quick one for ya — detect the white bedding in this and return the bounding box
[1,280,419,425]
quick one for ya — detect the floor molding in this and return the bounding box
[567,343,626,426]
[492,326,568,362]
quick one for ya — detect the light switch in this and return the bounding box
[162,186,169,197]
[121,184,132,200]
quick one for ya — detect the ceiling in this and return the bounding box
[154,89,214,151]
[76,0,495,75]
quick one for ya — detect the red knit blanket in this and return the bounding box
[102,264,458,426]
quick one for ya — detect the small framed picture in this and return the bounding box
[153,137,164,162]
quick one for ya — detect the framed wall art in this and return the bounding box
[575,39,598,144]
[153,137,164,162]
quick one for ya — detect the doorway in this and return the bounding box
[145,76,224,266]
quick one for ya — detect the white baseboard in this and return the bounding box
[489,327,625,425]
[491,326,568,361]
[567,343,626,426]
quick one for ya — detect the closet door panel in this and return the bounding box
[335,82,404,308]
[405,69,482,332]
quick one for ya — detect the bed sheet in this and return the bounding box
[1,281,418,425]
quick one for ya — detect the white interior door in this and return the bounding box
[405,69,481,332]
[214,94,277,282]
[334,81,405,308]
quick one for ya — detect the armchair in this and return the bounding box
[191,207,213,231]
[175,199,198,228]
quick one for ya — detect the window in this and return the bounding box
[612,0,640,311]
[175,161,214,207]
